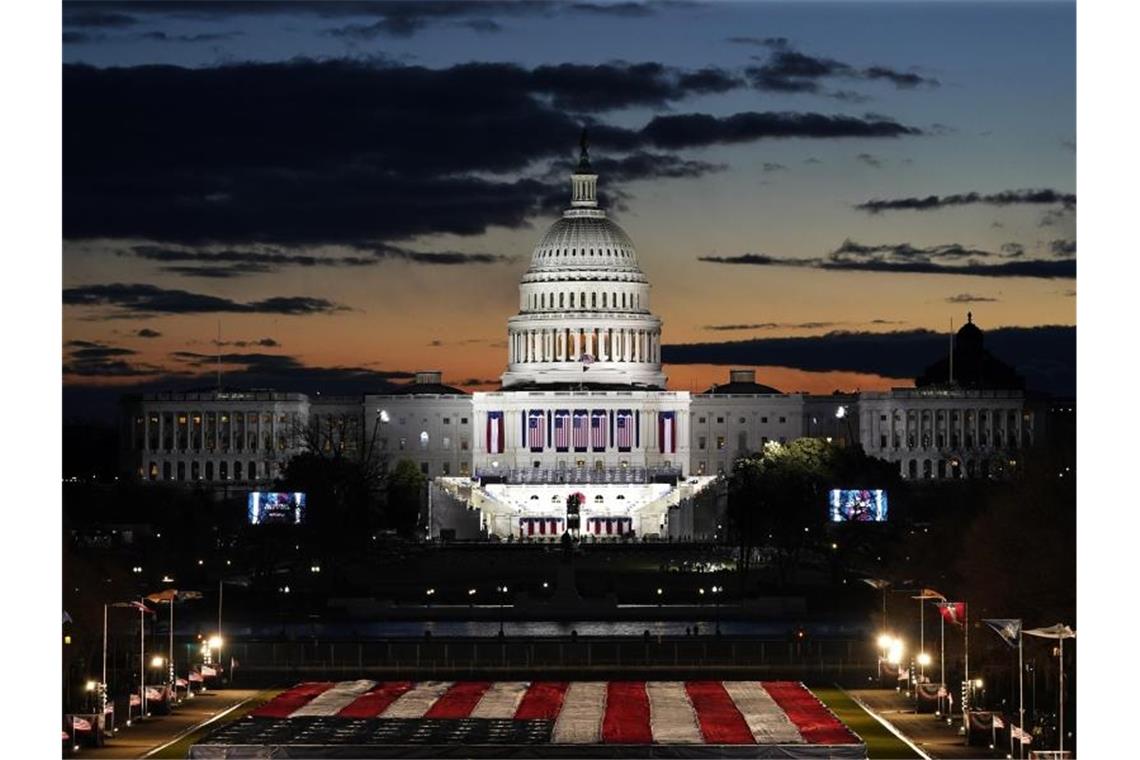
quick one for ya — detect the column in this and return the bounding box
[572,329,581,359]
[625,329,633,362]
[585,329,594,358]
[633,330,640,362]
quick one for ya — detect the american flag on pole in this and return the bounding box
[572,410,589,451]
[71,717,92,732]
[528,411,545,451]
[553,410,571,451]
[486,411,504,455]
[225,680,862,752]
[992,714,1004,729]
[129,693,141,707]
[590,411,606,450]
[1011,725,1032,744]
[659,411,676,454]
[616,410,633,451]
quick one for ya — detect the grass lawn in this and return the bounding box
[148,689,281,759]
[812,687,923,760]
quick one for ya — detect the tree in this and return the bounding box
[385,459,426,537]
[727,439,900,589]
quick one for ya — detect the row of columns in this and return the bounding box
[510,326,660,364]
[869,406,1027,451]
[137,410,299,454]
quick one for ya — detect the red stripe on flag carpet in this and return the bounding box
[251,682,334,718]
[761,682,856,744]
[602,682,652,744]
[337,681,414,718]
[424,682,493,718]
[514,682,570,720]
[684,681,755,745]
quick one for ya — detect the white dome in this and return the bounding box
[529,211,640,272]
[501,137,665,390]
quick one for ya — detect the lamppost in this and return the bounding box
[496,585,509,636]
[711,585,722,634]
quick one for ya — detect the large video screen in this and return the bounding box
[247,492,306,525]
[828,489,888,523]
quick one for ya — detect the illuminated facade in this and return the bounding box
[120,141,1052,518]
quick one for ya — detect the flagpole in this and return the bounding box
[963,603,969,725]
[139,599,146,718]
[1058,635,1064,755]
[940,611,945,713]
[168,599,174,687]
[1018,632,1025,760]
[102,603,108,698]
[919,596,924,682]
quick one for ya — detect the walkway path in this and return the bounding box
[75,689,263,759]
[847,689,983,760]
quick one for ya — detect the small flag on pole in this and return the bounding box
[937,601,967,626]
[1012,725,1033,744]
[861,578,891,590]
[982,618,1022,647]
[63,611,73,625]
[71,718,92,732]
[129,694,141,707]
[112,601,154,614]
[992,714,1005,729]
[910,588,947,601]
[1024,623,1075,640]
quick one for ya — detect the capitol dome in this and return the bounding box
[500,133,666,389]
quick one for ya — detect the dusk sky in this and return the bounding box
[61,1,1076,418]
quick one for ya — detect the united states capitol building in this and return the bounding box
[120,139,1069,539]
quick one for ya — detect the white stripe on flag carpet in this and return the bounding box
[379,681,454,718]
[469,681,530,719]
[722,681,804,744]
[290,680,377,717]
[646,682,703,744]
[552,682,607,744]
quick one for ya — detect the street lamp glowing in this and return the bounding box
[208,636,223,651]
[835,405,847,419]
[151,656,165,668]
[886,639,904,665]
[877,633,893,650]
[379,409,390,423]
[656,588,663,595]
[85,680,97,692]
[917,652,932,667]
[974,678,984,689]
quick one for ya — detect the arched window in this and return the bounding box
[559,293,564,308]
[602,293,607,308]
[569,293,575,308]
[592,292,597,308]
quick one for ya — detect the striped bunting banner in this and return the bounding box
[248,680,860,747]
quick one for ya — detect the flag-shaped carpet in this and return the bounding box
[190,680,865,758]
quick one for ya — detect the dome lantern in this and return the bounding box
[570,128,598,208]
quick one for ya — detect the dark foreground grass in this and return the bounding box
[149,689,281,759]
[812,687,922,760]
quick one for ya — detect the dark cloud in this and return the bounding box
[639,111,919,149]
[546,151,726,183]
[65,59,920,247]
[663,325,1076,396]
[856,153,883,168]
[855,189,1076,213]
[746,48,938,94]
[946,293,998,304]
[726,36,789,49]
[63,9,138,28]
[63,340,162,377]
[1000,242,1025,257]
[762,162,787,173]
[1050,239,1076,257]
[136,31,242,43]
[123,243,508,278]
[699,239,1077,279]
[703,321,842,331]
[136,328,162,338]
[213,337,280,348]
[62,283,348,315]
[63,31,103,44]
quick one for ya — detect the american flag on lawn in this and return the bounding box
[992,714,1004,729]
[616,409,633,450]
[590,411,606,450]
[1011,725,1032,744]
[71,717,92,732]
[553,410,571,451]
[528,410,545,451]
[246,680,861,748]
[572,410,589,451]
[129,693,141,707]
